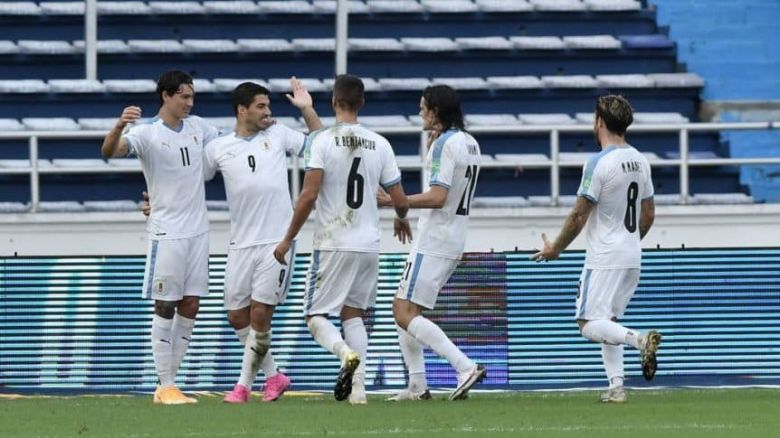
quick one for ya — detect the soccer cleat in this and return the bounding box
[449,364,487,401]
[334,351,360,401]
[600,387,627,403]
[156,385,197,405]
[223,384,250,404]
[348,377,367,405]
[386,388,432,402]
[153,385,162,404]
[262,373,291,402]
[640,330,662,381]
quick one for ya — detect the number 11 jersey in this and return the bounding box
[576,144,654,270]
[304,122,402,253]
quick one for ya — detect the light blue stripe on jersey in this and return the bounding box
[303,127,328,170]
[576,145,619,199]
[305,250,320,313]
[578,269,592,319]
[406,252,425,301]
[146,240,159,297]
[381,176,402,191]
[429,129,459,185]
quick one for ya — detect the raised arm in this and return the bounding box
[101,106,141,159]
[286,76,323,133]
[532,196,594,262]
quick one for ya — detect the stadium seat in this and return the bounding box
[379,78,432,91]
[192,79,217,93]
[206,200,229,211]
[401,38,459,52]
[17,40,76,54]
[292,38,336,52]
[527,195,578,206]
[182,39,240,53]
[73,40,130,54]
[486,76,544,89]
[256,1,312,14]
[596,74,656,88]
[203,117,236,131]
[366,1,424,13]
[275,117,304,130]
[395,155,424,170]
[102,79,158,93]
[471,196,531,208]
[0,202,29,213]
[691,193,754,205]
[0,159,54,168]
[494,154,551,167]
[518,114,577,125]
[48,79,107,93]
[51,159,112,169]
[359,115,412,128]
[421,0,479,13]
[0,2,40,15]
[107,158,141,169]
[0,118,25,131]
[559,152,595,166]
[431,77,488,90]
[312,1,371,14]
[39,2,85,15]
[77,118,118,131]
[648,73,706,88]
[510,36,566,50]
[127,39,184,53]
[22,118,80,131]
[83,200,140,212]
[267,78,327,93]
[475,0,533,12]
[620,34,676,50]
[653,193,683,205]
[0,41,20,54]
[96,1,151,15]
[542,75,599,88]
[530,0,588,12]
[466,114,519,126]
[563,35,622,49]
[202,1,260,14]
[349,38,405,52]
[584,0,641,11]
[147,1,205,14]
[455,37,514,51]
[633,112,690,124]
[236,39,294,52]
[213,78,268,92]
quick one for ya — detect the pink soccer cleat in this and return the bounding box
[262,373,291,402]
[223,384,250,404]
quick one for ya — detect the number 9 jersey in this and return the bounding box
[576,144,654,270]
[412,129,481,260]
[304,122,402,253]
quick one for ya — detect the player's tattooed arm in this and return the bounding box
[639,198,655,240]
[532,196,593,262]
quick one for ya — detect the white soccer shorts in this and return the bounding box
[575,268,640,321]
[223,241,296,310]
[302,250,378,316]
[395,250,459,310]
[141,232,209,301]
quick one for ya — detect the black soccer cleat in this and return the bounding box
[641,330,662,381]
[334,351,360,401]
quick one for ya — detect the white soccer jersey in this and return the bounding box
[203,124,305,249]
[412,129,481,259]
[576,144,654,269]
[123,115,219,239]
[304,122,402,253]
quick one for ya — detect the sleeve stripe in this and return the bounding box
[578,193,597,204]
[430,181,451,189]
[381,176,402,190]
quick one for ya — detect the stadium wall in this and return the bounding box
[1,248,779,393]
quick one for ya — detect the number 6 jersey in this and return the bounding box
[576,144,654,270]
[412,129,481,260]
[304,122,402,253]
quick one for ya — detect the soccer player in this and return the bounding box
[382,85,486,402]
[273,74,412,405]
[531,95,662,403]
[208,79,323,403]
[101,70,219,404]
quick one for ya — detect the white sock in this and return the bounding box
[307,316,350,360]
[238,329,270,389]
[170,313,195,379]
[234,326,250,346]
[151,315,175,387]
[397,326,427,391]
[581,320,641,349]
[601,343,624,389]
[260,350,278,378]
[407,316,474,374]
[342,317,368,379]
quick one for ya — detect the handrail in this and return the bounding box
[0,121,777,211]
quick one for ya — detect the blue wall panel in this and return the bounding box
[1,249,779,393]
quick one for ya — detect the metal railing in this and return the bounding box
[0,121,778,212]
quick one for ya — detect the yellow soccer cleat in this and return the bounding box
[155,385,198,405]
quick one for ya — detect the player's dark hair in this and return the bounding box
[231,82,271,115]
[422,85,465,131]
[332,74,364,112]
[156,70,194,106]
[595,95,634,136]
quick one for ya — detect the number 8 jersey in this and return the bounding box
[576,144,654,270]
[304,122,402,253]
[412,129,481,260]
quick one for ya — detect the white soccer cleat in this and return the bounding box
[348,376,368,405]
[386,388,432,402]
[600,386,627,403]
[449,364,487,401]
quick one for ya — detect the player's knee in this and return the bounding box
[577,319,589,333]
[392,299,416,330]
[177,297,200,319]
[155,300,177,318]
[226,309,249,329]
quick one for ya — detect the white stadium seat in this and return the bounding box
[486,76,544,89]
[202,1,260,14]
[531,0,587,11]
[466,114,519,126]
[78,118,119,131]
[633,112,690,124]
[182,39,240,53]
[455,37,513,51]
[494,154,551,166]
[421,0,479,13]
[127,39,185,53]
[192,79,217,93]
[510,36,566,50]
[472,196,531,208]
[292,38,336,52]
[22,118,81,131]
[518,114,577,125]
[359,115,412,128]
[97,1,151,14]
[39,1,85,15]
[366,1,424,13]
[563,35,622,49]
[584,0,641,11]
[596,74,655,88]
[0,202,30,213]
[267,78,327,93]
[51,159,112,169]
[431,77,488,90]
[37,201,87,213]
[528,195,578,206]
[0,41,20,55]
[17,40,77,55]
[378,77,432,91]
[147,1,205,14]
[103,79,157,93]
[83,200,140,212]
[48,79,107,93]
[648,73,705,88]
[401,37,459,52]
[475,0,533,12]
[73,40,130,54]
[0,159,53,168]
[0,2,40,15]
[213,78,269,92]
[349,38,405,52]
[0,119,25,131]
[312,1,371,14]
[542,75,599,88]
[256,1,312,14]
[203,117,237,131]
[236,39,294,52]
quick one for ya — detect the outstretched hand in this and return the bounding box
[285,76,313,110]
[530,233,560,262]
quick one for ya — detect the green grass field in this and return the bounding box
[1,389,777,437]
